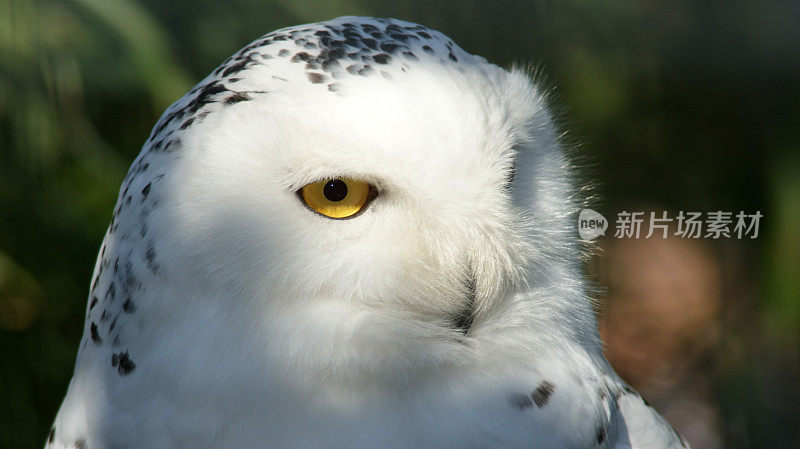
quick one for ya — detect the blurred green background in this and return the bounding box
[1,0,798,447]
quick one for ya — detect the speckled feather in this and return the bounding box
[48,17,689,449]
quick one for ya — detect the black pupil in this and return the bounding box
[323,179,348,202]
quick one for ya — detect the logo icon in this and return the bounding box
[578,209,608,240]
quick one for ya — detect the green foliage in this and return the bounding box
[1,0,797,447]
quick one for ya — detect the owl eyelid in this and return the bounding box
[291,176,381,193]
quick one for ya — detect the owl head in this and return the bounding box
[87,16,593,391]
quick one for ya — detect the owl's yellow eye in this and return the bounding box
[299,178,374,219]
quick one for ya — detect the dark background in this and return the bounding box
[1,0,798,447]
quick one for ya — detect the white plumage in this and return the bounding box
[48,17,690,449]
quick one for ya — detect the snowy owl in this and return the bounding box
[48,17,690,449]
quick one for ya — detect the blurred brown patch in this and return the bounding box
[595,214,724,448]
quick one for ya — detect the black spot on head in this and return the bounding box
[165,138,183,154]
[385,24,403,33]
[449,52,458,62]
[380,43,401,53]
[195,111,211,124]
[422,45,434,54]
[327,48,345,60]
[417,31,432,39]
[90,322,102,344]
[89,296,99,310]
[144,245,159,275]
[123,261,142,289]
[373,53,391,64]
[224,92,251,105]
[194,80,227,105]
[106,282,116,301]
[109,317,117,332]
[74,439,86,449]
[361,38,378,50]
[402,51,419,61]
[597,426,606,444]
[321,59,340,72]
[122,297,135,313]
[307,72,327,84]
[291,51,312,63]
[48,426,55,443]
[531,380,555,408]
[141,182,152,200]
[272,34,288,41]
[388,32,411,42]
[510,393,534,410]
[361,24,379,33]
[278,49,290,57]
[179,117,195,129]
[111,351,136,376]
[328,83,339,92]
